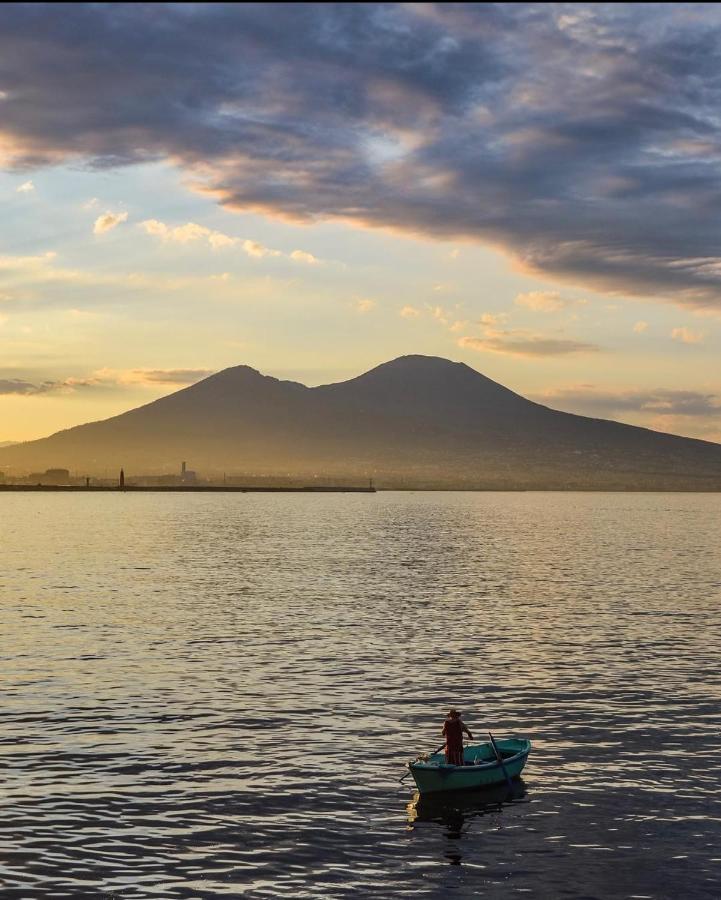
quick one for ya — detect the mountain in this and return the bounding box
[1,355,720,489]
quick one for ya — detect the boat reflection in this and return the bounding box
[406,779,528,862]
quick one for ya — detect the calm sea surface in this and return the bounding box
[2,492,721,899]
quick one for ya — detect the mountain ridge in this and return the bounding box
[1,355,719,490]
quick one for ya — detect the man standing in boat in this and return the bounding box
[442,708,473,765]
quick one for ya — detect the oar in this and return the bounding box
[399,742,446,782]
[488,730,513,790]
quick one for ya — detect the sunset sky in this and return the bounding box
[1,3,720,442]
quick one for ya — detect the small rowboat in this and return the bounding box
[407,738,531,795]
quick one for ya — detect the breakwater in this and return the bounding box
[0,484,376,493]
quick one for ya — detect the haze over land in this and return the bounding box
[1,355,719,490]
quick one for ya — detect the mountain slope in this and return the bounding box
[1,355,720,489]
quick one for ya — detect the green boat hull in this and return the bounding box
[408,738,531,795]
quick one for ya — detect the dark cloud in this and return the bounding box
[4,4,721,304]
[0,369,213,394]
[0,379,48,395]
[533,386,721,418]
[0,377,86,395]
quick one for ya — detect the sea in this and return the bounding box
[2,491,721,899]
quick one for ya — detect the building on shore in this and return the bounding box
[180,461,197,484]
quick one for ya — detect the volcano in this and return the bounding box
[1,355,720,489]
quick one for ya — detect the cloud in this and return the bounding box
[118,368,215,385]
[0,251,118,289]
[532,385,721,418]
[459,333,600,357]
[0,367,215,396]
[0,375,95,395]
[142,217,238,249]
[460,314,600,357]
[93,210,128,234]
[6,6,721,305]
[140,219,212,243]
[140,219,170,239]
[140,218,316,261]
[0,379,48,395]
[671,326,704,344]
[633,320,648,333]
[355,298,376,314]
[289,249,318,264]
[0,251,57,271]
[79,367,215,388]
[430,305,449,324]
[532,383,721,441]
[479,312,507,326]
[168,222,210,243]
[0,249,299,303]
[241,239,279,258]
[398,301,467,330]
[515,291,567,313]
[0,249,189,292]
[16,179,33,193]
[208,231,236,249]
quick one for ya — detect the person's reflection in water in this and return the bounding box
[442,807,465,864]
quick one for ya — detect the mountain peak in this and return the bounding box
[376,353,466,369]
[360,354,474,377]
[201,364,266,383]
[328,353,524,407]
[188,364,306,394]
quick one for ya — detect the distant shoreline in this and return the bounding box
[1,484,720,493]
[0,484,376,494]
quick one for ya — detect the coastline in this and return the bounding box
[0,484,377,493]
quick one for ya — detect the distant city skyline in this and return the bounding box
[1,4,719,443]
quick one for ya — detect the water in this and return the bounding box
[2,491,721,899]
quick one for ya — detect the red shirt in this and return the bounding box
[443,717,463,751]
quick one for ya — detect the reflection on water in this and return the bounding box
[409,779,528,828]
[408,781,529,865]
[1,491,721,898]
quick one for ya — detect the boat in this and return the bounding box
[406,737,531,795]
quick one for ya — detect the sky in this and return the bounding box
[1,2,720,443]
